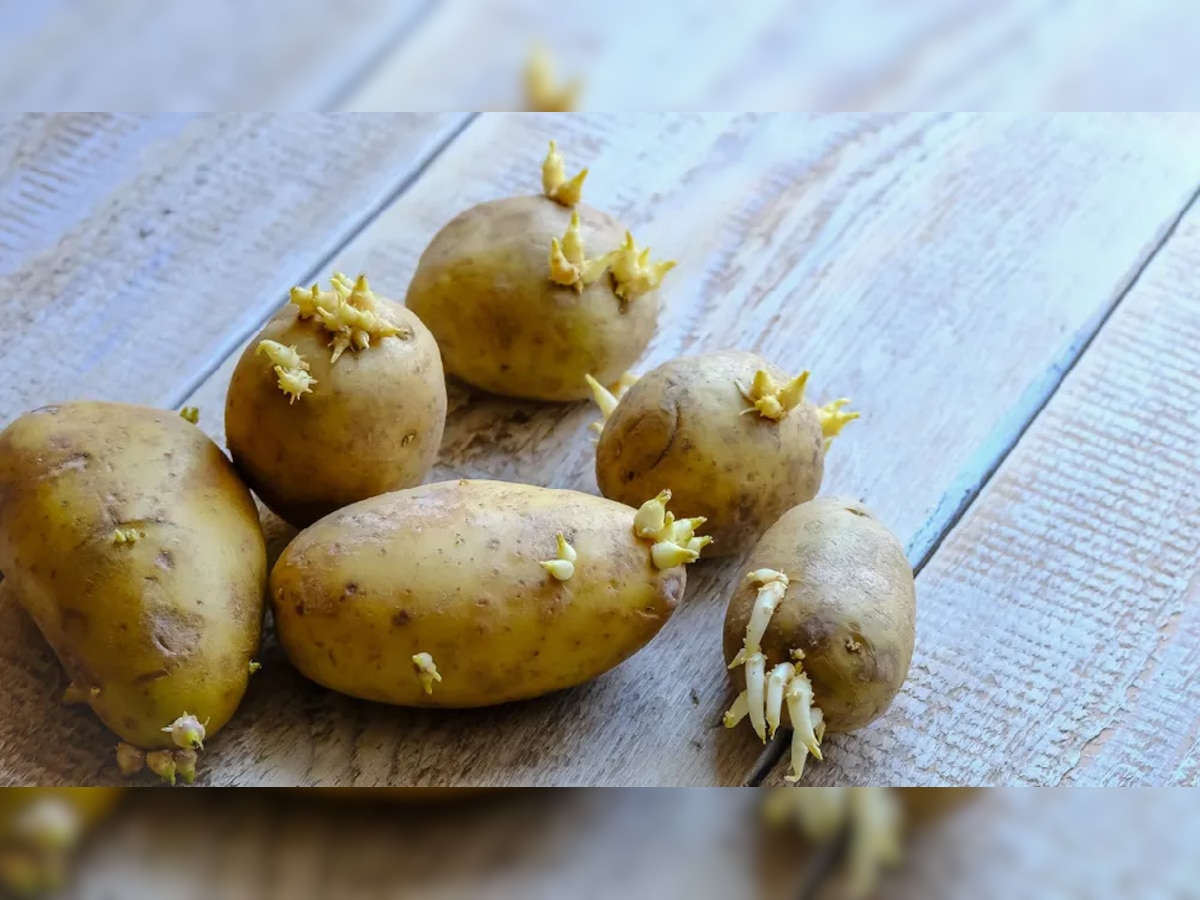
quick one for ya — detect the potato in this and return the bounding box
[270,480,707,707]
[0,402,267,783]
[590,350,858,557]
[406,142,674,401]
[225,273,447,527]
[722,497,915,781]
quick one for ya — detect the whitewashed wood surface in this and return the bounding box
[3,112,1197,787]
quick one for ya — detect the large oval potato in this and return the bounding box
[406,144,673,401]
[0,403,267,774]
[271,480,702,707]
[722,497,915,781]
[593,351,857,557]
[226,273,446,527]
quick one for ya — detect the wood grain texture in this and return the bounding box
[0,0,431,110]
[0,112,469,425]
[769,200,1200,788]
[344,0,1057,111]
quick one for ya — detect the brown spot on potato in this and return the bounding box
[392,610,411,627]
[156,550,175,570]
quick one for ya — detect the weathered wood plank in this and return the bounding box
[0,113,470,425]
[769,198,1200,787]
[0,1,432,110]
[344,0,1055,110]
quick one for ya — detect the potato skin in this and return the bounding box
[0,403,267,749]
[225,297,446,527]
[723,497,915,733]
[596,351,825,557]
[406,196,659,401]
[271,480,687,707]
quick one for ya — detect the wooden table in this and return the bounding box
[2,6,1199,790]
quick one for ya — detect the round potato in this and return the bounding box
[225,273,446,527]
[271,480,707,707]
[592,350,858,557]
[722,497,915,781]
[0,402,267,783]
[406,143,673,401]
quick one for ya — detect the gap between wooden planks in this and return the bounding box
[764,198,1200,788]
[0,112,471,424]
[2,113,1199,787]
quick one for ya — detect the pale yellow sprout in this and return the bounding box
[116,742,145,776]
[737,369,810,421]
[606,231,675,301]
[525,46,581,113]
[162,712,207,751]
[585,371,638,437]
[112,527,143,544]
[145,750,177,786]
[818,398,860,450]
[549,211,610,290]
[541,140,588,206]
[540,532,578,581]
[412,652,442,695]
[258,340,316,403]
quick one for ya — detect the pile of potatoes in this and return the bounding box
[0,141,914,786]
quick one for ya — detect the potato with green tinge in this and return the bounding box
[590,350,859,558]
[722,497,915,782]
[0,402,267,784]
[225,273,446,528]
[405,142,674,401]
[270,480,706,707]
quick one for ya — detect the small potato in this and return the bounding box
[271,480,706,707]
[591,351,858,557]
[406,143,674,401]
[0,403,267,783]
[225,273,446,527]
[722,497,915,782]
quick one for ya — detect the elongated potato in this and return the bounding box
[722,497,915,782]
[0,403,267,783]
[271,480,706,707]
[590,351,858,557]
[406,143,674,401]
